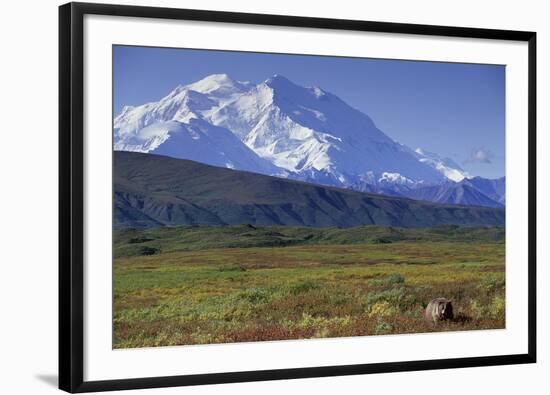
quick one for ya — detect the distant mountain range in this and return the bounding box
[114,151,505,229]
[114,73,504,208]
[351,176,505,209]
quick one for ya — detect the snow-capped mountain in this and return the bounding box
[114,74,284,175]
[115,74,445,184]
[114,73,504,208]
[413,148,469,182]
[211,75,447,185]
[115,118,282,174]
[114,74,252,137]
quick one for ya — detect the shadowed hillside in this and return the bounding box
[114,151,505,229]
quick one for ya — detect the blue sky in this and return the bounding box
[114,45,505,178]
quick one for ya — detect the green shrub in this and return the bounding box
[369,273,405,287]
[217,263,246,272]
[363,287,417,313]
[470,299,482,319]
[375,318,393,335]
[489,296,505,319]
[367,301,399,318]
[478,275,505,296]
[470,296,505,320]
[282,313,353,337]
[138,246,159,256]
[363,287,406,307]
[128,237,154,244]
[371,237,392,244]
[289,280,320,295]
[237,288,272,304]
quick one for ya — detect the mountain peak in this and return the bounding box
[186,73,244,95]
[201,73,233,83]
[268,73,286,80]
[265,74,296,88]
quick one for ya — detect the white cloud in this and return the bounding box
[467,148,493,164]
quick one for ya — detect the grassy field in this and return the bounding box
[113,225,505,348]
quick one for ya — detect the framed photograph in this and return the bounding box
[59,2,536,392]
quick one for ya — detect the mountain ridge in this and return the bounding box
[114,151,505,229]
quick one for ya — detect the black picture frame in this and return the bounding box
[59,2,537,393]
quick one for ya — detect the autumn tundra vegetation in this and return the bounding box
[112,224,505,348]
